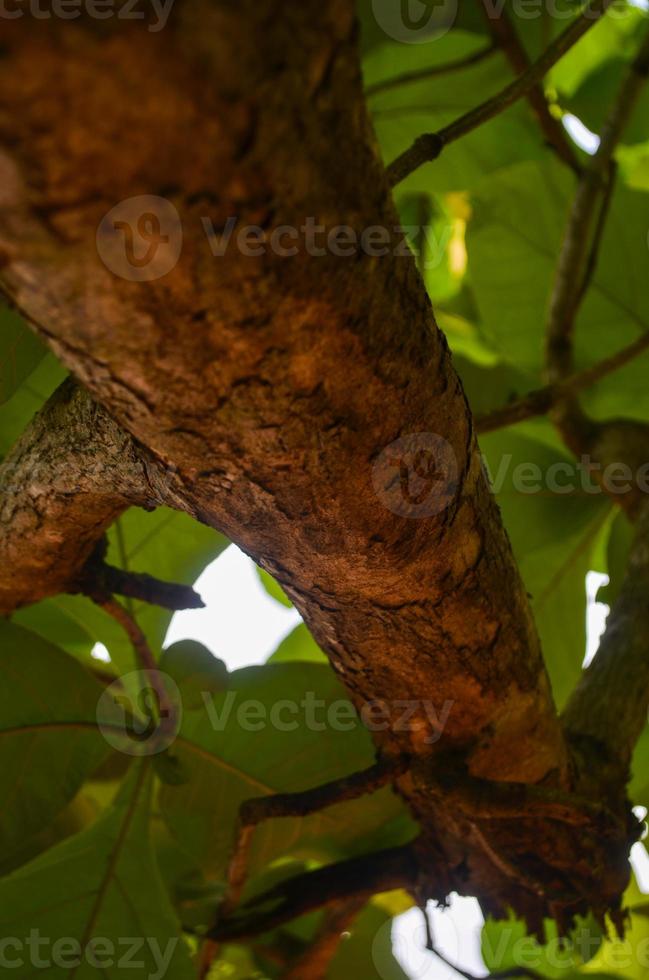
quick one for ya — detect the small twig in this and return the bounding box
[240,755,408,826]
[207,843,419,942]
[95,596,176,740]
[545,28,649,456]
[546,29,649,385]
[574,160,617,308]
[197,756,408,976]
[366,43,497,98]
[478,0,581,173]
[76,540,204,611]
[386,0,614,186]
[476,329,649,434]
[226,756,408,913]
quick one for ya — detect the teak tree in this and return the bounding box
[1,1,649,977]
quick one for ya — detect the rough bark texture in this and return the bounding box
[0,379,171,613]
[0,3,636,928]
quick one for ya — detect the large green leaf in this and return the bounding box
[0,763,193,978]
[160,662,416,879]
[0,620,113,863]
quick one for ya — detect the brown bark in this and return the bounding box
[0,379,170,613]
[0,3,636,929]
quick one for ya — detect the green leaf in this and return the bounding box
[0,305,47,405]
[480,431,610,707]
[0,352,67,458]
[256,566,293,608]
[363,31,546,192]
[482,913,605,978]
[0,620,113,862]
[160,639,229,710]
[267,623,327,664]
[0,763,193,978]
[328,902,409,980]
[468,159,649,421]
[160,663,415,879]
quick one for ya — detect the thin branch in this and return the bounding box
[207,844,419,942]
[240,755,408,825]
[478,0,581,173]
[224,756,408,915]
[476,329,649,434]
[386,0,614,186]
[94,596,177,741]
[574,160,617,309]
[546,29,649,385]
[199,758,407,974]
[76,541,205,611]
[544,28,649,459]
[366,42,497,98]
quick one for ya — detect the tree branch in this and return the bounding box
[563,502,649,780]
[546,30,649,387]
[208,844,419,942]
[0,380,174,615]
[221,756,408,924]
[543,28,649,511]
[365,42,497,98]
[75,540,205,611]
[385,0,614,186]
[478,0,581,173]
[476,330,649,434]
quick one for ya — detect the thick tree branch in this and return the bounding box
[385,0,614,186]
[478,0,581,173]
